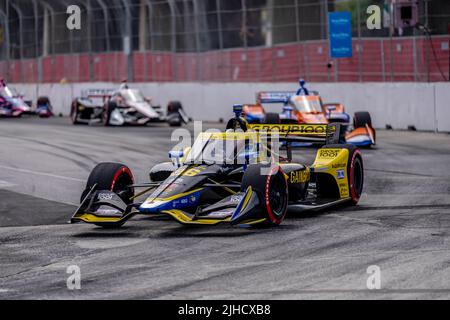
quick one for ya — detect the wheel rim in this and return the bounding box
[111,169,134,204]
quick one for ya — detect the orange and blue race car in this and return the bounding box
[241,80,376,147]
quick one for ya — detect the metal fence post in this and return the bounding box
[96,0,111,52]
[413,26,418,81]
[145,0,154,81]
[168,0,178,81]
[0,9,8,65]
[389,0,394,82]
[142,0,152,82]
[295,0,301,81]
[241,0,248,82]
[120,0,133,82]
[381,39,386,82]
[41,1,56,56]
[32,0,42,85]
[216,0,223,50]
[425,0,430,82]
[4,0,10,80]
[193,0,202,81]
[9,2,24,82]
[356,0,362,82]
[87,0,94,82]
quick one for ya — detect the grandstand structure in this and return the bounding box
[0,0,449,83]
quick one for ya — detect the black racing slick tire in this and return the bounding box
[264,113,281,124]
[321,144,364,205]
[81,163,135,204]
[103,101,117,126]
[37,96,51,107]
[167,101,183,113]
[353,111,372,128]
[167,101,182,127]
[226,117,248,132]
[242,164,289,226]
[70,101,81,125]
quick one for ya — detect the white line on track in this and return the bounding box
[0,164,84,183]
[0,180,17,188]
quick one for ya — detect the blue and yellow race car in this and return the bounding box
[71,111,364,228]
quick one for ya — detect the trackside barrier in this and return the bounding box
[9,82,450,133]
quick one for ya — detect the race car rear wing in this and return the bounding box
[256,91,320,104]
[247,123,345,145]
[81,88,116,99]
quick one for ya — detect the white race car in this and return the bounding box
[70,84,188,127]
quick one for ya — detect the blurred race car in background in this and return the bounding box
[0,79,32,117]
[241,80,376,147]
[35,96,54,118]
[70,83,189,127]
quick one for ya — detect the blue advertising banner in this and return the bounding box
[328,12,353,58]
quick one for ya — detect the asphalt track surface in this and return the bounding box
[0,116,450,299]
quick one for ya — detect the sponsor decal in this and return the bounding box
[231,195,244,204]
[183,168,204,177]
[319,149,340,159]
[249,124,331,135]
[290,170,310,184]
[98,193,113,201]
[171,166,206,177]
[96,208,120,215]
[337,170,345,180]
[332,163,346,169]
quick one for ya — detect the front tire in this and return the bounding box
[81,163,134,204]
[242,164,288,226]
[103,101,117,126]
[70,101,81,125]
[354,111,372,128]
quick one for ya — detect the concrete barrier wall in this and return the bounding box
[12,82,450,132]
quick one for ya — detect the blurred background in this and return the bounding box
[0,0,449,83]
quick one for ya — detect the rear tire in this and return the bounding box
[70,101,81,125]
[226,117,248,131]
[354,111,372,128]
[81,163,134,204]
[167,101,182,113]
[37,96,51,107]
[167,101,184,127]
[264,113,281,124]
[348,149,364,205]
[242,164,288,226]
